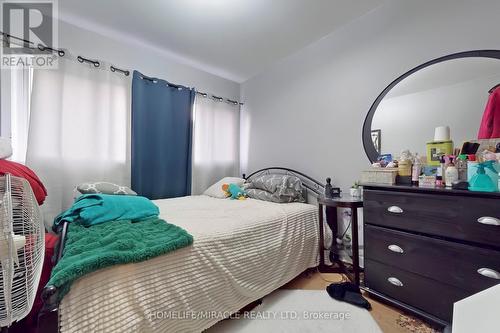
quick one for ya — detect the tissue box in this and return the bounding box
[426,140,453,166]
[361,168,398,185]
[419,175,436,187]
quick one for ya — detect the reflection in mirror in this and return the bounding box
[371,57,500,156]
[371,129,381,154]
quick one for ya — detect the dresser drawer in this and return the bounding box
[365,224,500,293]
[364,259,469,322]
[364,189,500,247]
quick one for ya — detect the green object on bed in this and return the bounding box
[53,193,159,230]
[47,218,193,301]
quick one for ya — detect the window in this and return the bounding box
[0,66,33,163]
[191,96,240,194]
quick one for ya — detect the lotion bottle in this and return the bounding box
[456,154,468,181]
[436,156,445,187]
[411,153,421,186]
[440,155,446,184]
[445,157,458,187]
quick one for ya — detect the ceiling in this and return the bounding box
[58,0,384,82]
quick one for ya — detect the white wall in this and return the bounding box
[58,20,240,100]
[240,0,500,191]
[373,74,500,156]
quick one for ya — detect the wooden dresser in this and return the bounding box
[363,184,500,325]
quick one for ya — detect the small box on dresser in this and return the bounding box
[362,184,500,325]
[361,168,398,185]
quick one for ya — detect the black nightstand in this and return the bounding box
[318,195,363,285]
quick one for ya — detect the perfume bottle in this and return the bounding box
[411,153,421,186]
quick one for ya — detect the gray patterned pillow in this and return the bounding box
[247,175,305,203]
[246,188,295,203]
[77,182,137,195]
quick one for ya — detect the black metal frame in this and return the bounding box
[38,167,326,333]
[244,167,324,198]
[38,221,67,333]
[489,83,500,94]
[362,49,500,163]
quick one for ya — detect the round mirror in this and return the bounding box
[363,50,500,162]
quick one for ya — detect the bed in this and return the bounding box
[39,168,327,333]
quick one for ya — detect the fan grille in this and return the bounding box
[0,174,44,327]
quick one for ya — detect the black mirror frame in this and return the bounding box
[362,49,500,163]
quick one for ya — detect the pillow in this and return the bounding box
[77,182,137,195]
[247,174,305,203]
[203,177,245,198]
[246,188,296,203]
[241,182,252,190]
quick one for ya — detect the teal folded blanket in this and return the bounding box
[53,194,159,230]
[47,218,193,301]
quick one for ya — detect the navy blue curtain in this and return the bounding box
[131,71,195,199]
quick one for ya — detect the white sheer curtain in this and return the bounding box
[0,66,32,163]
[26,56,131,228]
[10,66,32,163]
[191,95,240,194]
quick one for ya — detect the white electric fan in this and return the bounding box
[0,174,44,328]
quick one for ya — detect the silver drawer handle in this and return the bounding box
[477,268,500,280]
[387,206,403,214]
[388,244,404,254]
[388,277,404,287]
[477,216,500,226]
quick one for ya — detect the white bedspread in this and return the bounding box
[58,196,320,333]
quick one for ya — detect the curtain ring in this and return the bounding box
[38,44,65,57]
[140,75,158,83]
[110,65,130,76]
[77,55,100,67]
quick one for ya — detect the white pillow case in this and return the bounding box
[203,177,245,198]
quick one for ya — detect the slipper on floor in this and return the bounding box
[326,282,372,310]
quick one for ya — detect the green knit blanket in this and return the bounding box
[47,218,193,300]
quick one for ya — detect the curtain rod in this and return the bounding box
[139,76,242,105]
[1,30,243,104]
[0,31,65,56]
[195,91,243,106]
[1,31,129,76]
